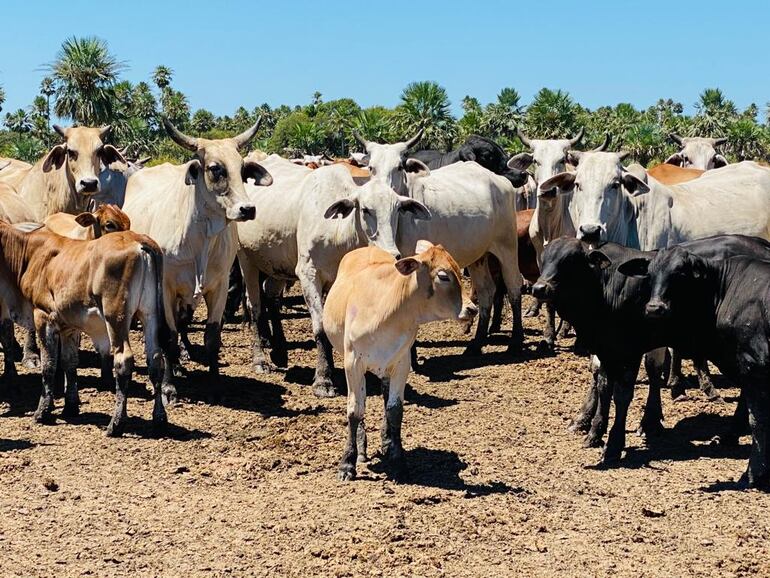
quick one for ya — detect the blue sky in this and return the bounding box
[1,0,767,118]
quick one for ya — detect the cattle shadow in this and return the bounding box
[416,347,544,382]
[177,370,325,419]
[59,411,211,441]
[0,438,35,452]
[369,447,525,497]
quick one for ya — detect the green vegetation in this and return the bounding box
[2,36,770,166]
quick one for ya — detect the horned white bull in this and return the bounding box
[352,129,424,194]
[123,119,272,379]
[665,134,728,170]
[96,156,151,207]
[15,125,126,221]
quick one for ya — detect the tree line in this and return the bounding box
[1,36,769,167]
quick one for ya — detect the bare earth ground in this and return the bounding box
[1,292,769,578]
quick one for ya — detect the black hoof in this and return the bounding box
[22,354,41,370]
[568,419,591,435]
[61,403,80,419]
[105,420,126,438]
[269,349,289,369]
[337,464,356,481]
[583,434,604,448]
[601,448,622,465]
[152,416,168,437]
[313,382,337,398]
[33,410,55,425]
[463,344,483,357]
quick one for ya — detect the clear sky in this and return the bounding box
[0,0,767,118]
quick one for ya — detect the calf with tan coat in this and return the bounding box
[0,222,174,436]
[44,204,131,240]
[324,242,477,481]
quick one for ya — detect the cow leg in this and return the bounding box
[224,261,244,323]
[743,385,770,489]
[240,256,274,374]
[264,277,288,369]
[694,358,721,401]
[177,304,194,363]
[524,298,541,318]
[542,302,556,351]
[0,318,18,388]
[338,357,365,481]
[33,313,58,423]
[493,245,524,354]
[203,278,228,380]
[464,258,494,356]
[21,328,40,369]
[60,332,81,418]
[669,349,688,400]
[638,349,669,438]
[489,277,506,334]
[137,307,171,435]
[715,391,750,446]
[298,264,336,397]
[569,356,602,434]
[585,364,613,448]
[106,329,134,438]
[603,364,640,464]
[383,354,410,480]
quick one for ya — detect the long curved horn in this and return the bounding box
[99,125,112,140]
[352,130,369,149]
[404,126,424,150]
[53,124,67,138]
[594,133,611,152]
[618,151,630,162]
[516,126,533,148]
[232,117,262,150]
[569,127,585,147]
[162,117,198,152]
[670,133,684,146]
[0,160,10,171]
[712,136,728,147]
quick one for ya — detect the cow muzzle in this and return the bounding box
[228,203,256,222]
[458,300,478,332]
[578,224,602,244]
[78,178,100,194]
[531,280,554,301]
[645,299,670,319]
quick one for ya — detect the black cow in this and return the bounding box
[411,135,527,187]
[618,243,770,488]
[534,235,770,471]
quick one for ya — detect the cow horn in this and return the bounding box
[594,133,611,152]
[713,136,728,147]
[232,117,262,150]
[352,130,369,149]
[99,125,112,140]
[516,126,533,148]
[137,156,152,166]
[0,160,9,171]
[670,133,684,146]
[162,117,199,152]
[404,126,424,150]
[569,127,585,147]
[53,124,67,138]
[618,151,630,162]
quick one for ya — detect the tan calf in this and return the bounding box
[323,242,476,480]
[44,204,131,240]
[0,222,174,436]
[647,163,705,185]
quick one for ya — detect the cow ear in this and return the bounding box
[507,152,533,171]
[242,161,273,186]
[398,197,431,221]
[42,145,67,172]
[74,213,97,227]
[395,257,421,276]
[459,149,476,162]
[617,257,651,278]
[664,153,684,166]
[403,158,430,177]
[324,198,356,219]
[414,239,434,254]
[622,172,650,196]
[713,154,728,168]
[185,159,201,185]
[587,250,612,270]
[101,144,127,165]
[540,172,575,194]
[688,254,708,279]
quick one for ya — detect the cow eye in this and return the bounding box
[574,182,581,190]
[369,167,377,176]
[208,164,226,180]
[105,222,117,231]
[68,149,78,160]
[362,207,371,215]
[437,270,451,282]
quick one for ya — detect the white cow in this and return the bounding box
[236,154,313,372]
[123,119,272,379]
[665,134,728,170]
[352,129,424,194]
[95,156,151,207]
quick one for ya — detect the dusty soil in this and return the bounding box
[0,293,769,578]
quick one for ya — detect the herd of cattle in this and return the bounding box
[0,117,769,487]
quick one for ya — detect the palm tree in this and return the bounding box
[162,89,190,128]
[131,82,158,124]
[482,87,523,142]
[524,88,579,139]
[47,36,124,125]
[4,109,32,133]
[624,122,665,166]
[191,109,216,133]
[727,117,767,161]
[693,88,737,136]
[39,77,55,132]
[352,107,396,145]
[394,81,456,149]
[152,66,173,91]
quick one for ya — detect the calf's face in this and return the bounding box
[532,237,599,302]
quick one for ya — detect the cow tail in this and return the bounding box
[142,243,172,354]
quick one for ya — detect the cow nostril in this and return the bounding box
[80,179,98,193]
[239,205,256,220]
[531,282,550,299]
[394,253,401,260]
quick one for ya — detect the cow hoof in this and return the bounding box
[313,382,337,398]
[703,390,723,403]
[337,465,356,482]
[672,394,690,403]
[583,434,604,448]
[172,364,186,378]
[357,453,369,464]
[463,344,483,357]
[252,360,275,375]
[710,434,739,447]
[61,403,80,419]
[22,353,40,370]
[488,323,502,334]
[152,416,168,438]
[105,420,126,438]
[567,419,591,435]
[33,410,55,425]
[636,421,665,438]
[539,339,555,353]
[269,350,289,369]
[161,386,177,408]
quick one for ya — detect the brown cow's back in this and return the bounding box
[648,164,705,185]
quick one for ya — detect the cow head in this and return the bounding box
[395,240,477,324]
[616,245,708,320]
[352,129,425,194]
[164,118,271,222]
[75,203,131,238]
[508,128,593,198]
[665,135,728,170]
[324,178,431,259]
[42,125,126,196]
[532,237,601,306]
[539,151,649,244]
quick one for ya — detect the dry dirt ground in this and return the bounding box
[0,293,769,578]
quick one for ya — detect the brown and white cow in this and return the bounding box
[0,222,174,435]
[15,125,126,221]
[44,204,131,240]
[323,241,477,480]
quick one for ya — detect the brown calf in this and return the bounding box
[323,241,477,480]
[647,164,705,185]
[44,204,131,240]
[0,222,174,436]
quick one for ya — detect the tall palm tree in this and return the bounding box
[4,109,32,133]
[0,85,5,114]
[352,107,396,145]
[482,87,523,142]
[131,82,158,124]
[47,36,124,125]
[39,77,55,132]
[693,88,737,136]
[395,81,456,149]
[162,89,190,127]
[524,88,579,139]
[152,66,173,91]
